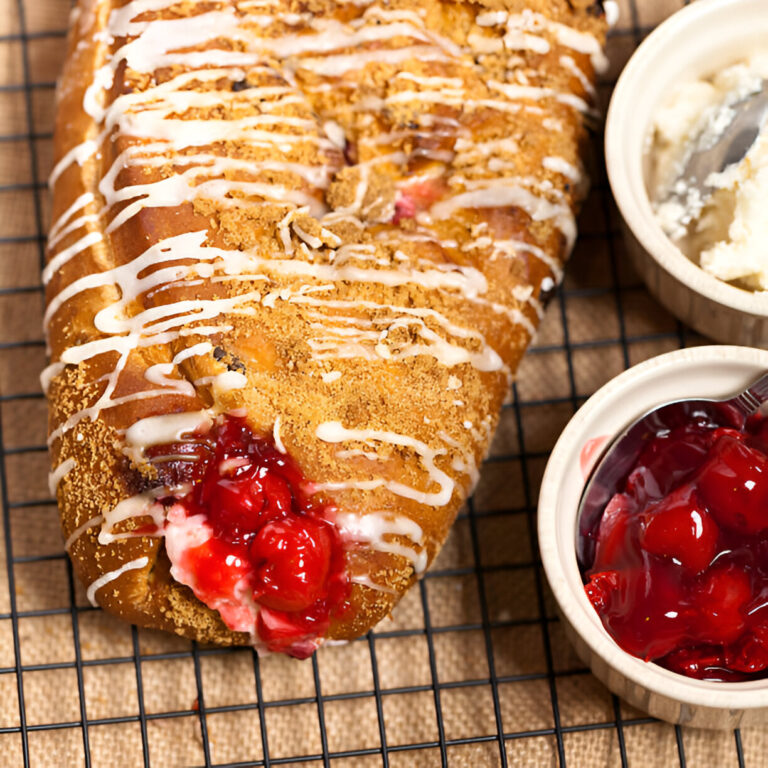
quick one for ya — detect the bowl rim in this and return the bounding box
[604,0,768,318]
[538,345,768,709]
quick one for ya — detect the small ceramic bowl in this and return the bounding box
[605,0,768,346]
[538,345,768,729]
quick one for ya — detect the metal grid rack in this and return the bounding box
[0,0,762,765]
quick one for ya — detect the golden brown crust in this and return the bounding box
[46,0,606,649]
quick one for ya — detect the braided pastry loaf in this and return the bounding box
[46,0,607,656]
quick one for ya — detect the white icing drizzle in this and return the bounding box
[467,30,504,54]
[487,80,592,116]
[64,515,103,552]
[48,457,76,497]
[437,429,480,489]
[323,119,346,148]
[454,136,519,161]
[125,411,213,453]
[48,191,95,246]
[322,638,350,647]
[315,422,454,507]
[40,362,66,395]
[466,236,564,283]
[336,448,382,461]
[545,16,608,74]
[337,510,428,573]
[430,183,576,253]
[559,54,597,99]
[48,212,101,253]
[49,140,98,189]
[45,225,502,382]
[43,231,103,286]
[295,293,506,371]
[98,488,171,546]
[350,573,399,595]
[212,370,248,395]
[542,155,582,183]
[43,0,602,416]
[476,11,509,27]
[86,556,149,607]
[273,416,287,454]
[475,9,608,74]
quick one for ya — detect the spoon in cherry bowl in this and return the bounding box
[577,369,768,572]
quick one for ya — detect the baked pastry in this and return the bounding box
[45,0,607,656]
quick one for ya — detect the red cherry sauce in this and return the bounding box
[581,409,768,681]
[155,416,348,658]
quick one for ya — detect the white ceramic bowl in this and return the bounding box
[605,0,768,346]
[538,345,768,729]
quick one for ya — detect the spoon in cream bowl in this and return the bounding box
[656,82,768,237]
[576,368,768,572]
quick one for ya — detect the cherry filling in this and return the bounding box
[158,416,348,658]
[581,411,768,681]
[392,178,448,224]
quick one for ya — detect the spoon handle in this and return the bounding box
[731,370,768,417]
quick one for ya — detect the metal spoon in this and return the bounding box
[661,83,768,215]
[576,370,768,571]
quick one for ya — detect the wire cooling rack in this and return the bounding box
[0,0,765,765]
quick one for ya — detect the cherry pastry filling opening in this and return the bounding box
[581,409,768,681]
[392,178,448,224]
[150,415,349,658]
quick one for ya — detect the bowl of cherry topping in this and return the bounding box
[538,345,768,729]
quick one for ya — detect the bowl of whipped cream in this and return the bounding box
[606,0,768,346]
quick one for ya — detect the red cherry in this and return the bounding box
[392,195,416,223]
[249,516,333,612]
[625,426,712,504]
[147,440,215,486]
[697,435,768,533]
[592,493,638,571]
[580,415,768,680]
[694,564,752,645]
[711,426,747,443]
[587,562,698,661]
[746,413,768,454]
[185,536,251,598]
[256,607,317,658]
[155,415,349,656]
[203,476,265,544]
[584,571,620,613]
[661,646,728,679]
[727,624,768,673]
[640,484,719,572]
[260,472,293,518]
[615,566,695,660]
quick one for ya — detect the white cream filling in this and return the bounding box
[650,53,768,289]
[163,504,260,635]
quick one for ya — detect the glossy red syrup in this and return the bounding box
[582,410,768,681]
[157,416,348,658]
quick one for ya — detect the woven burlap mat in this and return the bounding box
[0,0,765,765]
